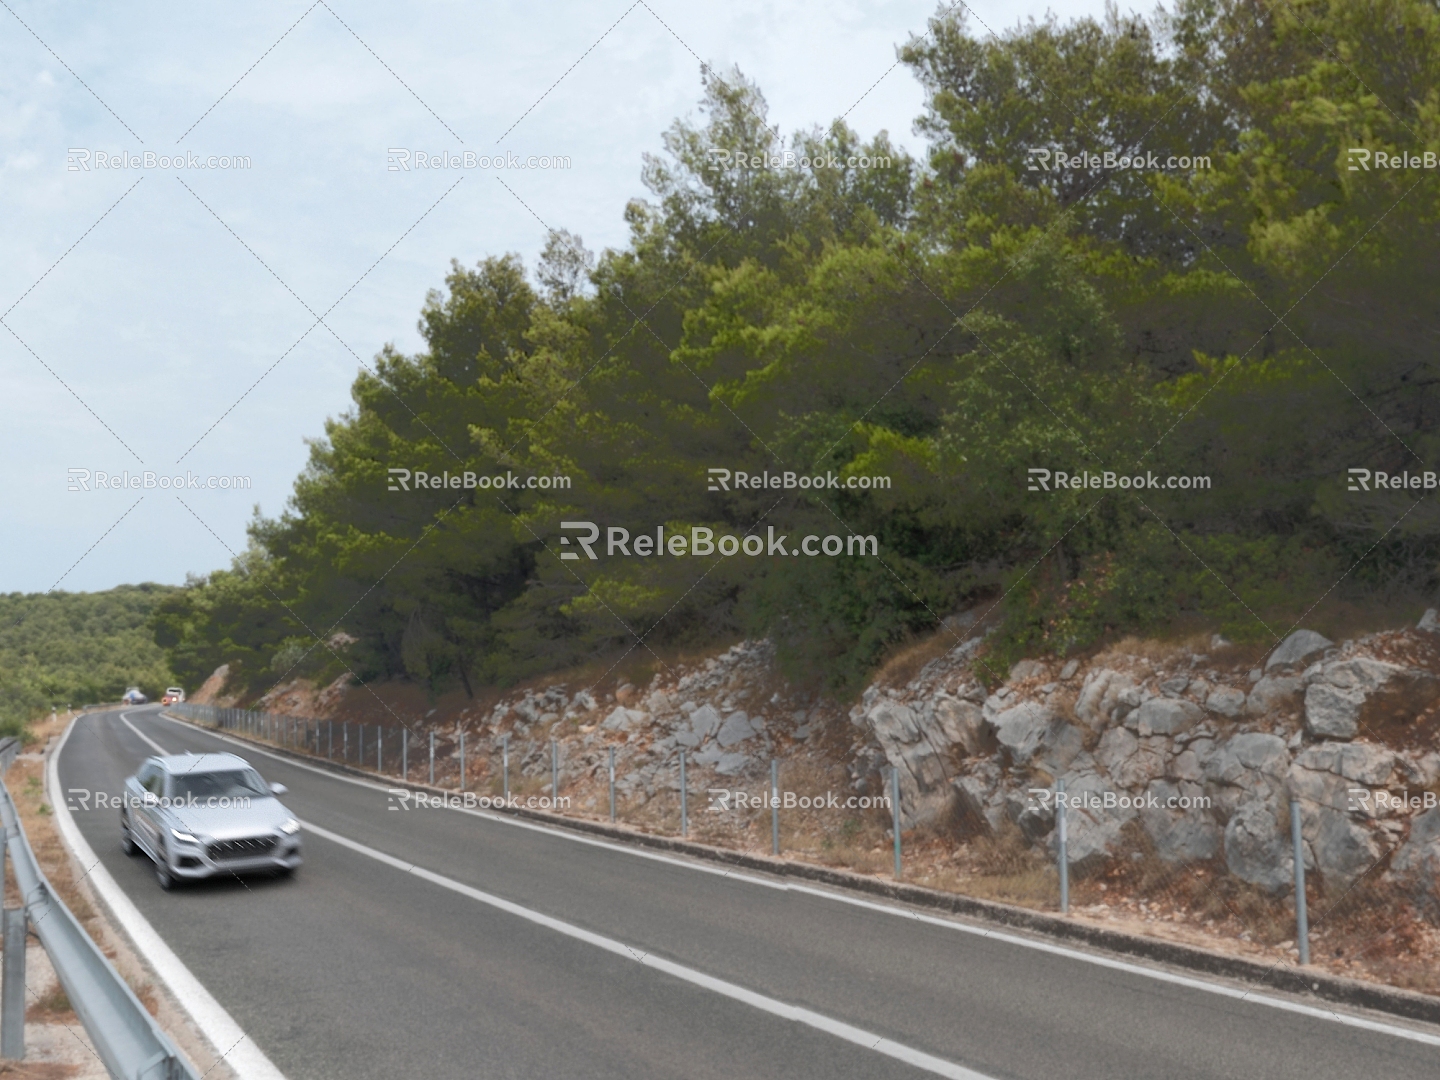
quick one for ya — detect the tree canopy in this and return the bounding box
[0,585,179,734]
[153,0,1440,702]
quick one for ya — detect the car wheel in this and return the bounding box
[120,824,137,856]
[154,860,176,891]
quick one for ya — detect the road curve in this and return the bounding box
[55,707,1440,1080]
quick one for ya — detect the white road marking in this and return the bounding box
[300,818,994,1080]
[50,713,288,1080]
[149,710,1440,1047]
[120,710,170,755]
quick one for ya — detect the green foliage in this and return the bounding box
[0,585,178,735]
[152,1,1440,703]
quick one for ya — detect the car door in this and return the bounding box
[129,762,165,856]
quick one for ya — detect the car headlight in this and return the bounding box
[170,828,199,844]
[279,819,300,835]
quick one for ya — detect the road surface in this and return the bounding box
[54,707,1440,1080]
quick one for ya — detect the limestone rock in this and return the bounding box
[1303,683,1364,740]
[716,711,761,747]
[1246,675,1302,717]
[1224,800,1302,892]
[1265,629,1332,671]
[1075,670,1139,730]
[1048,772,1132,873]
[1134,697,1202,737]
[991,703,1055,766]
[1205,685,1246,719]
[1203,733,1289,822]
[1008,659,1047,682]
[1392,808,1440,914]
[933,697,991,756]
[601,706,648,732]
[1140,779,1221,861]
[688,704,723,741]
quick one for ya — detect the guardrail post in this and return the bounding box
[501,736,508,801]
[771,758,779,856]
[679,750,687,837]
[2,907,25,1059]
[402,729,408,780]
[429,731,435,786]
[608,747,615,823]
[892,766,902,880]
[1291,797,1310,965]
[1057,777,1069,914]
[550,739,558,807]
[459,731,466,790]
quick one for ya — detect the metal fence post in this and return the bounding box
[892,766,902,880]
[2,908,25,1059]
[459,731,466,790]
[402,729,408,780]
[429,731,435,786]
[771,758,780,856]
[550,739,558,807]
[501,735,507,800]
[680,750,687,837]
[1291,797,1310,965]
[608,747,616,823]
[1057,777,1069,914]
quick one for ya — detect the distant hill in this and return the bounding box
[0,584,180,736]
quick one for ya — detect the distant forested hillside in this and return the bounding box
[0,585,179,735]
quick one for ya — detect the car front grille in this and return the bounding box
[206,836,277,861]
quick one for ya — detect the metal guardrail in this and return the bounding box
[0,734,199,1079]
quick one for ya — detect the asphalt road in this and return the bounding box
[55,706,1440,1080]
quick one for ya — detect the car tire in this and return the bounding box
[154,860,176,891]
[120,824,137,856]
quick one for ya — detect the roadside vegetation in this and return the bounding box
[151,0,1440,708]
[0,585,178,736]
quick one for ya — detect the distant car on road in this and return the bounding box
[120,752,302,890]
[121,687,147,705]
[160,687,185,705]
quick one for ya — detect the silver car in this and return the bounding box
[119,752,302,889]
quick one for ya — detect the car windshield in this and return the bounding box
[166,769,269,801]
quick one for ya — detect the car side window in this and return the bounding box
[138,765,163,796]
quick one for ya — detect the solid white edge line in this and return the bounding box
[51,712,288,1080]
[297,817,993,1080]
[151,711,1440,1047]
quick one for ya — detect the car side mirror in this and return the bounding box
[269,783,288,796]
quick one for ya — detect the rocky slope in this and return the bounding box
[859,615,1440,909]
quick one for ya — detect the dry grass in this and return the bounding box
[873,633,964,690]
[0,1061,80,1078]
[26,984,73,1023]
[5,714,163,1020]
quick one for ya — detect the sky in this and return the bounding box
[1,0,1128,595]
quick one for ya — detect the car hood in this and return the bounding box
[170,797,295,841]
